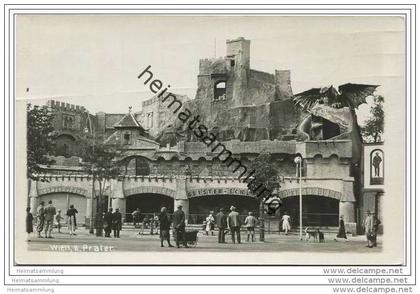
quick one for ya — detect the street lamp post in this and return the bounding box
[90,169,95,234]
[294,156,303,240]
[84,127,95,234]
[95,167,105,237]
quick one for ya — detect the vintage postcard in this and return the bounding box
[14,13,407,266]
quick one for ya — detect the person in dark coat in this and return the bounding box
[66,204,78,236]
[112,208,122,238]
[172,204,188,248]
[159,207,174,247]
[335,215,347,241]
[26,207,33,242]
[44,200,56,238]
[36,201,45,238]
[215,208,227,243]
[103,208,113,237]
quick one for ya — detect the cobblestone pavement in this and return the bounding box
[26,228,381,253]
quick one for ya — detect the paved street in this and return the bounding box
[27,228,381,253]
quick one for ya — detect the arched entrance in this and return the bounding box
[38,192,87,222]
[281,195,339,227]
[55,134,77,157]
[189,195,259,224]
[125,193,174,221]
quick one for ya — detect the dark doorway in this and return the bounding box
[189,195,258,224]
[126,193,174,216]
[281,195,339,227]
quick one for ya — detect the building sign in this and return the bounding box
[187,188,254,198]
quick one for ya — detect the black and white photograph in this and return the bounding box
[3,4,415,291]
[15,13,405,265]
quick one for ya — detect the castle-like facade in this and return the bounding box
[29,37,371,233]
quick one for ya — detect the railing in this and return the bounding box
[124,213,251,225]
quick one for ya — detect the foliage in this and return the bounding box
[80,139,120,180]
[361,95,384,143]
[80,138,120,213]
[247,151,280,201]
[246,151,280,241]
[27,104,56,179]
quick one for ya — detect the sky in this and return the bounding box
[16,15,405,125]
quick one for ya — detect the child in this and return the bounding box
[244,211,258,242]
[26,207,33,242]
[55,209,64,233]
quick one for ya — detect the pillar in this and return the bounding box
[175,177,189,223]
[85,179,94,228]
[339,201,356,235]
[86,194,93,226]
[110,179,126,220]
[28,179,38,214]
[376,192,384,234]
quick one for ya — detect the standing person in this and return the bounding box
[112,208,122,238]
[281,212,291,235]
[138,213,145,235]
[154,213,160,236]
[215,208,227,243]
[132,208,141,228]
[103,208,113,237]
[244,211,258,242]
[335,215,347,241]
[26,207,34,242]
[149,215,155,235]
[55,209,64,233]
[36,201,45,238]
[372,214,382,247]
[227,206,241,244]
[172,204,188,248]
[205,211,215,236]
[159,207,174,247]
[66,204,78,236]
[364,210,374,248]
[44,200,56,238]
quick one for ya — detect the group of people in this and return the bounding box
[131,208,160,235]
[211,206,259,244]
[26,201,382,249]
[25,200,78,241]
[158,205,259,247]
[103,207,123,238]
[334,211,381,248]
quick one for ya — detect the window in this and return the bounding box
[249,110,256,127]
[62,144,69,157]
[158,111,166,127]
[124,132,130,145]
[135,157,150,176]
[214,81,227,101]
[62,114,75,130]
[147,112,154,128]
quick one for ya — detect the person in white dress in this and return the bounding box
[281,212,291,235]
[205,211,215,236]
